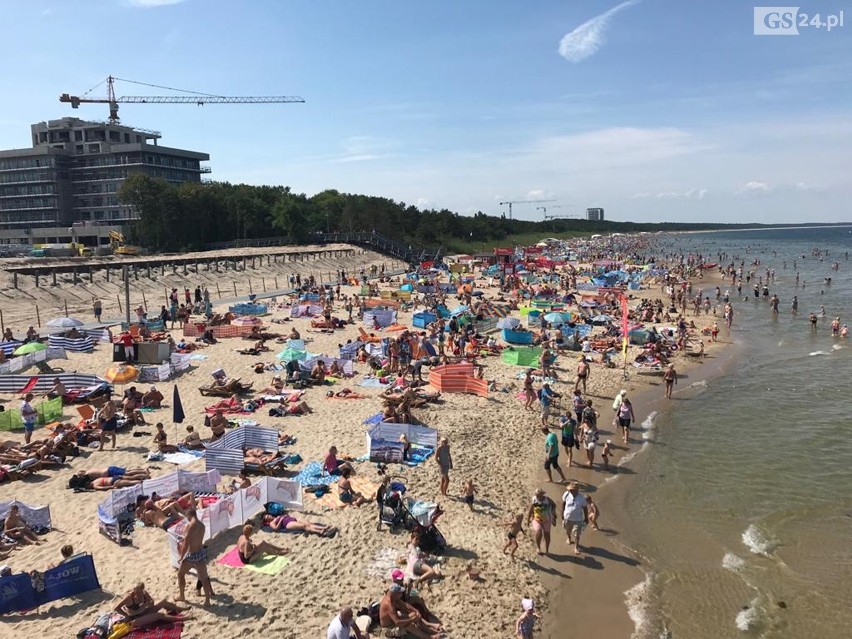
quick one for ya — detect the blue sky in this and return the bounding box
[1,0,850,223]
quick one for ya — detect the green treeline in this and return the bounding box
[117,174,762,253]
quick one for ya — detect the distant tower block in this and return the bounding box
[586,207,604,221]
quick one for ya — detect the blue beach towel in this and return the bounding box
[363,412,385,426]
[291,461,339,487]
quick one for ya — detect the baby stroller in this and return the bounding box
[376,477,446,554]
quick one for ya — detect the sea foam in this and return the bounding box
[625,571,654,638]
[735,598,761,631]
[722,552,746,572]
[742,524,777,557]
[809,350,828,356]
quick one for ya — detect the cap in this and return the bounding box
[391,569,405,581]
[522,598,535,611]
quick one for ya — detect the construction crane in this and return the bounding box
[537,205,577,221]
[499,198,556,220]
[60,76,305,124]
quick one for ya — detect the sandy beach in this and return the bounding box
[0,248,731,639]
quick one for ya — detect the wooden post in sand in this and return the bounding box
[89,267,94,283]
[248,279,253,295]
[0,309,4,334]
[64,300,69,317]
[12,272,17,289]
[274,276,279,289]
[34,273,38,288]
[262,278,266,292]
[160,264,165,275]
[141,291,148,311]
[147,265,152,278]
[105,267,110,283]
[183,263,187,275]
[35,305,41,327]
[116,295,122,313]
[216,283,221,299]
[233,282,237,297]
[134,266,139,281]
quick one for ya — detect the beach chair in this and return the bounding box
[244,455,288,476]
[36,361,64,374]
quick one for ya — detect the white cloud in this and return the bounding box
[738,181,772,194]
[558,0,640,63]
[126,0,186,7]
[416,198,430,208]
[653,189,708,200]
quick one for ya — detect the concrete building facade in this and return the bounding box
[586,207,605,221]
[0,117,209,243]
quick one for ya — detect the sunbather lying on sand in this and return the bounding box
[261,512,337,537]
[69,467,150,490]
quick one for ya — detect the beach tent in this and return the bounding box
[364,309,397,328]
[366,422,438,464]
[502,347,542,367]
[231,316,263,327]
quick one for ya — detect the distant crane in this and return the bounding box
[499,198,556,220]
[537,205,577,221]
[60,75,305,124]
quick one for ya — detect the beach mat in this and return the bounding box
[217,546,290,575]
[125,621,184,639]
[162,452,201,466]
[313,475,379,509]
[291,461,339,487]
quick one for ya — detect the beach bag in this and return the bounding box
[265,502,286,516]
[106,622,132,639]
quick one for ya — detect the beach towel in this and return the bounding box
[364,547,406,580]
[363,412,385,426]
[162,452,201,466]
[125,621,184,639]
[217,546,291,574]
[291,461,339,487]
[313,476,379,509]
[358,377,389,388]
[189,354,208,361]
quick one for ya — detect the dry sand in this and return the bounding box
[0,256,729,639]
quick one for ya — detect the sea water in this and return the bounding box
[618,226,852,639]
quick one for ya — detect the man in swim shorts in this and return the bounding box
[176,508,213,606]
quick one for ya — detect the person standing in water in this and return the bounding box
[664,363,678,399]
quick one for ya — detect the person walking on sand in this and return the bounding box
[663,363,678,399]
[516,598,540,639]
[543,428,566,484]
[562,482,589,555]
[436,437,452,497]
[20,393,37,445]
[575,356,590,393]
[616,395,635,444]
[176,508,214,607]
[527,488,557,555]
[93,298,103,323]
[502,514,525,560]
[523,368,536,411]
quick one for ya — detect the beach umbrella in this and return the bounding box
[173,385,185,424]
[231,316,263,326]
[591,314,613,325]
[105,364,138,384]
[497,317,521,330]
[543,312,571,326]
[46,317,84,329]
[13,342,47,356]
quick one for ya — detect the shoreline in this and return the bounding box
[540,275,740,638]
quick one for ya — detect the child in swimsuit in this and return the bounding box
[502,513,525,560]
[462,479,475,511]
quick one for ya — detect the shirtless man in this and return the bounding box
[176,508,213,606]
[208,409,228,441]
[379,585,442,639]
[98,400,118,451]
[575,356,590,393]
[663,363,678,400]
[140,501,184,531]
[3,505,40,545]
[45,378,66,400]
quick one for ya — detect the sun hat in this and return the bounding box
[391,569,405,581]
[522,598,535,611]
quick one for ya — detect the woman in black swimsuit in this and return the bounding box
[237,523,289,564]
[115,582,189,620]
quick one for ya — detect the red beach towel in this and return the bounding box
[125,621,183,639]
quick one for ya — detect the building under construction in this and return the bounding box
[0,117,209,245]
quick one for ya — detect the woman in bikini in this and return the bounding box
[115,582,190,620]
[261,512,337,537]
[338,467,368,507]
[237,523,289,564]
